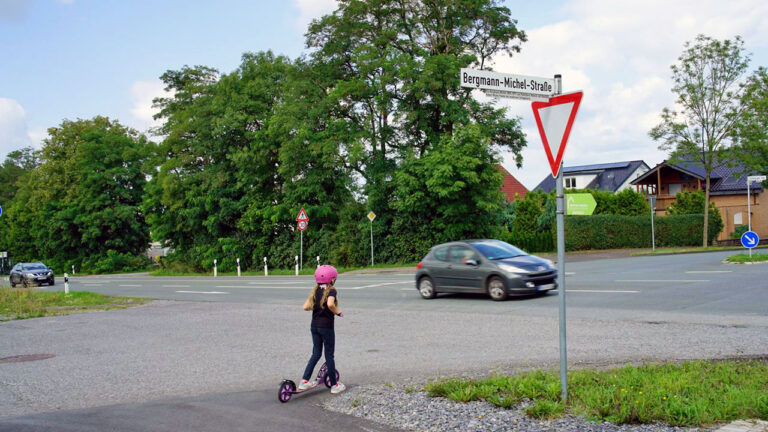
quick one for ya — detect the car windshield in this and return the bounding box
[23,264,47,270]
[471,241,526,260]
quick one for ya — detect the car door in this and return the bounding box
[10,264,20,284]
[428,246,453,289]
[447,245,485,292]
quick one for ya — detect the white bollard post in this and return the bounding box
[213,259,217,278]
[316,256,320,268]
[237,258,241,277]
[264,257,268,276]
[64,273,69,295]
[295,255,299,276]
[71,265,75,276]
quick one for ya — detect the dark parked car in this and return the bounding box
[9,262,55,287]
[415,240,557,301]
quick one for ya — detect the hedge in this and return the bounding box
[501,230,555,253]
[564,214,720,251]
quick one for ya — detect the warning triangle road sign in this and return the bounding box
[296,208,309,222]
[531,91,583,178]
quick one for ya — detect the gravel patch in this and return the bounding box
[324,380,710,432]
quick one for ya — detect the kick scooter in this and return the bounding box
[278,362,340,403]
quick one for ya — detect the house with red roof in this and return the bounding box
[497,165,528,202]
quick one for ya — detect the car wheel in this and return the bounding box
[418,277,436,299]
[487,276,508,301]
[49,279,55,286]
[10,280,16,288]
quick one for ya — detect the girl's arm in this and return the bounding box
[327,296,342,316]
[302,298,312,311]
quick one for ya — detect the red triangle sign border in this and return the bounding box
[296,208,309,222]
[531,91,583,178]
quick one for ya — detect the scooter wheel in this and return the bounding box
[324,370,340,388]
[278,380,295,403]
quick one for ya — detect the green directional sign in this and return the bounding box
[566,193,597,215]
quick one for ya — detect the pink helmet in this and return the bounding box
[314,265,338,284]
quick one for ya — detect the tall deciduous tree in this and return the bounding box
[735,67,768,181]
[3,117,151,270]
[306,0,528,257]
[650,34,749,246]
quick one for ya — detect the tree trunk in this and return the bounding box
[703,174,711,247]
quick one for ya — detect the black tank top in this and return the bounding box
[311,286,337,328]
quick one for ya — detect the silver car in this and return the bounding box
[415,240,557,301]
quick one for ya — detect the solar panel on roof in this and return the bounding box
[563,161,631,172]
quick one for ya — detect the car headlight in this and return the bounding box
[543,259,555,269]
[498,263,530,274]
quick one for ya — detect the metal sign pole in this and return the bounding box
[370,221,374,266]
[553,74,568,404]
[300,230,303,271]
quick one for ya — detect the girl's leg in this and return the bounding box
[319,328,337,386]
[301,327,323,381]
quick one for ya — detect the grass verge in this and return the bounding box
[149,262,417,277]
[0,286,149,321]
[630,246,766,256]
[726,253,768,264]
[424,360,768,427]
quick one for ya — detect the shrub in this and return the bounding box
[564,214,719,251]
[501,230,555,253]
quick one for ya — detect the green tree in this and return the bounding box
[650,34,750,247]
[3,117,151,271]
[391,124,504,261]
[306,0,528,244]
[666,190,723,244]
[735,67,768,182]
[0,146,38,205]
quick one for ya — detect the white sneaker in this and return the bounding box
[297,379,317,392]
[330,382,346,394]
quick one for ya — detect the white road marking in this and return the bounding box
[615,280,708,283]
[567,289,639,293]
[119,284,142,287]
[175,290,228,294]
[685,271,732,274]
[163,285,190,288]
[565,272,576,275]
[347,282,412,290]
[247,281,309,285]
[216,285,307,289]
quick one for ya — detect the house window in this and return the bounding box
[669,183,682,196]
[734,212,743,225]
[565,178,576,188]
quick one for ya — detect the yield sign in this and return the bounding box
[296,208,309,222]
[532,91,583,178]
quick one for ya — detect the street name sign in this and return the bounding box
[532,91,583,178]
[296,208,308,222]
[748,175,766,183]
[566,193,596,215]
[367,211,376,221]
[741,231,759,248]
[460,68,554,101]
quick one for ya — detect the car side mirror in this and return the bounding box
[465,259,479,266]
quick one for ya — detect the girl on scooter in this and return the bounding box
[298,265,345,394]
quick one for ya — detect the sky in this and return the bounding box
[1,0,767,190]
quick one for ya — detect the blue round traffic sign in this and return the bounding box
[740,231,759,248]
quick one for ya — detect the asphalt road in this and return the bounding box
[1,250,766,431]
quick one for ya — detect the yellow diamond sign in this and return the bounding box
[367,211,376,221]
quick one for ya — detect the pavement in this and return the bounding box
[1,249,767,431]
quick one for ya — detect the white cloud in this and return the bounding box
[129,79,170,132]
[293,0,337,30]
[0,98,43,158]
[495,0,768,190]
